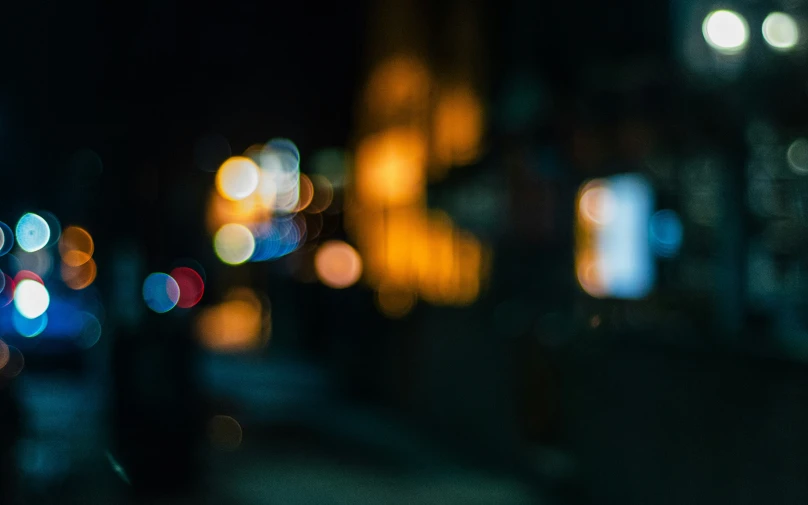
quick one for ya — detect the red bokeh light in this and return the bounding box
[171,267,205,309]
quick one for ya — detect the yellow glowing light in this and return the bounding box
[206,186,273,235]
[216,156,260,201]
[763,12,799,50]
[703,10,749,54]
[375,286,416,318]
[315,240,363,289]
[208,415,243,451]
[578,182,615,226]
[214,224,255,265]
[196,288,265,352]
[61,257,97,290]
[433,84,483,172]
[59,226,94,267]
[355,128,427,207]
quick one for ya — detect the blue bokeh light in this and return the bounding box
[75,312,102,349]
[650,209,684,258]
[12,310,48,338]
[251,217,304,262]
[16,213,51,252]
[142,273,180,313]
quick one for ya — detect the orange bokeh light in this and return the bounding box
[433,84,483,172]
[575,249,605,298]
[365,55,431,121]
[578,181,615,227]
[355,128,427,207]
[196,288,266,352]
[62,258,97,290]
[59,226,94,267]
[375,286,416,318]
[306,175,334,214]
[314,241,363,289]
[294,173,314,212]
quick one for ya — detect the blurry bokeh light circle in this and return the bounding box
[216,156,260,201]
[208,415,243,451]
[13,310,48,338]
[0,274,14,308]
[171,258,207,284]
[0,339,8,371]
[295,173,315,212]
[170,267,205,308]
[14,279,50,319]
[59,226,94,266]
[763,12,799,50]
[143,273,181,313]
[214,224,255,265]
[61,258,97,290]
[650,210,684,258]
[579,182,615,226]
[263,138,300,170]
[306,175,334,214]
[787,138,808,174]
[75,312,102,349]
[195,288,265,353]
[17,249,53,279]
[375,287,416,318]
[40,211,62,247]
[0,221,12,256]
[314,240,362,289]
[14,270,43,286]
[16,213,51,252]
[703,10,749,54]
[1,346,24,378]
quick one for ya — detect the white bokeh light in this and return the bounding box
[13,279,50,319]
[16,213,51,252]
[763,12,799,50]
[216,157,260,201]
[214,223,256,265]
[703,10,749,54]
